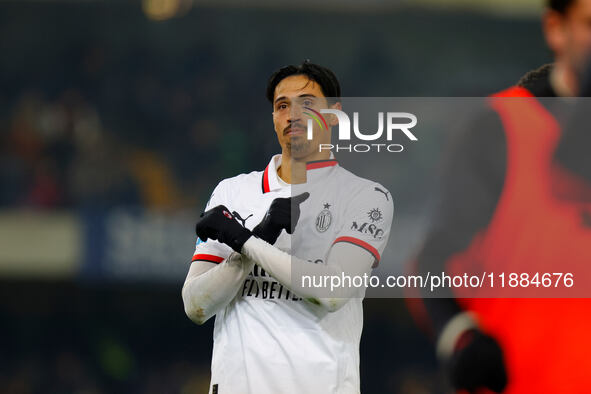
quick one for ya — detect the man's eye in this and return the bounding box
[303,100,313,107]
[277,103,288,110]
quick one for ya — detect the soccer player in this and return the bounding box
[410,0,591,393]
[183,62,393,394]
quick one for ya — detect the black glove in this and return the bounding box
[448,329,507,393]
[195,205,252,253]
[252,192,309,244]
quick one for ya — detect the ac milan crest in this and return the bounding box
[316,203,332,232]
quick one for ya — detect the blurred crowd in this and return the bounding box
[0,3,546,213]
[2,89,138,209]
[0,41,263,211]
[0,350,209,394]
[0,282,213,394]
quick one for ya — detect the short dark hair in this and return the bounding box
[266,61,341,104]
[548,0,576,14]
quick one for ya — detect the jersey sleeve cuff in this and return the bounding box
[192,254,225,264]
[333,236,381,267]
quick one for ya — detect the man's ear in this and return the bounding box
[330,101,342,110]
[327,101,342,127]
[543,10,566,56]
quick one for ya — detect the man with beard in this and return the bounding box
[183,62,393,394]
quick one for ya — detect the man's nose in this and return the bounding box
[289,102,303,120]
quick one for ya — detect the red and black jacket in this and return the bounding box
[411,64,591,393]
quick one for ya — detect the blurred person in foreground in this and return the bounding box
[410,0,591,393]
[182,62,393,394]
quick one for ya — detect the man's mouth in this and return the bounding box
[284,124,307,136]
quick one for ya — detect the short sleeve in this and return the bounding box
[192,181,234,263]
[333,183,394,268]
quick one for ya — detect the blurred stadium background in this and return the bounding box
[0,0,550,393]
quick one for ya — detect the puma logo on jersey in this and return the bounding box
[374,187,389,201]
[232,211,253,227]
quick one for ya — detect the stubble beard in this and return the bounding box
[286,136,314,159]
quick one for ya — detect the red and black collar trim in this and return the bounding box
[306,159,338,170]
[261,159,338,194]
[261,165,271,193]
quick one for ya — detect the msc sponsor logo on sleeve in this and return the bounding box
[350,221,385,240]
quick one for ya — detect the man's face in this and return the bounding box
[546,0,591,81]
[272,75,337,159]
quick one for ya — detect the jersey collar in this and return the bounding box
[261,154,339,194]
[306,159,339,170]
[261,154,283,193]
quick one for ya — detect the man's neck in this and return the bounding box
[278,150,331,184]
[551,61,577,97]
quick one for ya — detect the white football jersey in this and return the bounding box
[192,154,393,394]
